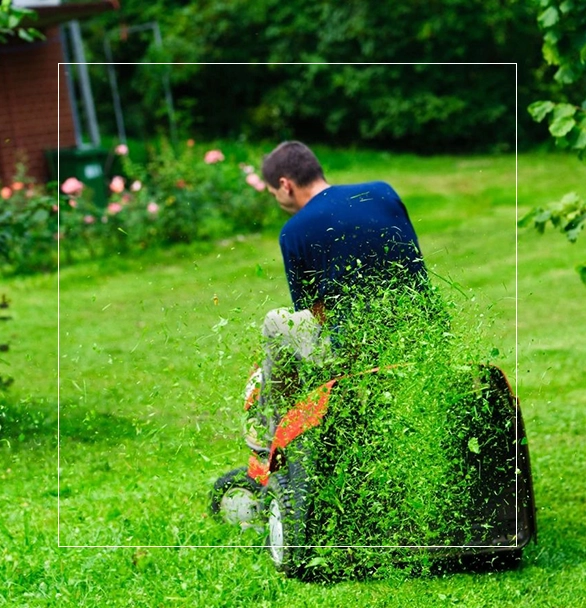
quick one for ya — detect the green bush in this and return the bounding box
[0,142,278,276]
[0,162,57,274]
[81,0,559,151]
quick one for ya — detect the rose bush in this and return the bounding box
[0,141,278,275]
[0,161,56,273]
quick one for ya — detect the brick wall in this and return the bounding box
[0,26,76,185]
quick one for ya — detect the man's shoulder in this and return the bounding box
[331,181,398,199]
[279,214,301,243]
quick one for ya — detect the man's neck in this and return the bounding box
[295,179,330,209]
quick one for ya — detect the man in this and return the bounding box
[245,141,427,449]
[262,141,426,315]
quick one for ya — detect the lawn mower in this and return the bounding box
[210,362,537,578]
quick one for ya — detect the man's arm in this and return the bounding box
[280,229,319,311]
[282,249,311,311]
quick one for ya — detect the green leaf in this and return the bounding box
[555,64,577,84]
[533,209,552,224]
[7,14,21,29]
[559,0,574,13]
[468,437,480,454]
[542,41,560,65]
[528,100,555,122]
[550,115,576,137]
[566,225,584,242]
[538,6,559,28]
[578,264,586,285]
[517,210,537,228]
[17,28,33,42]
[559,192,582,207]
[543,30,560,45]
[573,128,586,150]
[553,103,577,119]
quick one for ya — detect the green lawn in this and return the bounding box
[1,150,585,606]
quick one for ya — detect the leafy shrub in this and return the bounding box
[82,0,553,151]
[522,0,586,283]
[0,141,277,275]
[0,162,57,274]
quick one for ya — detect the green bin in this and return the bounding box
[45,146,110,207]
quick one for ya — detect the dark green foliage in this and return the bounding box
[80,0,552,151]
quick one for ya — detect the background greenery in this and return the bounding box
[521,0,586,281]
[72,0,582,152]
[1,148,584,606]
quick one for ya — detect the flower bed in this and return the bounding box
[0,141,277,275]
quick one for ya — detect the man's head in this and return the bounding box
[262,141,328,214]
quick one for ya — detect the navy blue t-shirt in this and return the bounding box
[279,181,426,312]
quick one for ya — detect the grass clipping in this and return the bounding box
[277,276,518,577]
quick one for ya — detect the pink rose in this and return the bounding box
[11,181,24,191]
[61,177,84,196]
[115,143,129,155]
[147,202,159,214]
[130,180,142,192]
[1,187,11,200]
[107,202,123,215]
[52,204,58,212]
[245,173,266,192]
[204,149,225,164]
[83,215,95,224]
[109,176,125,193]
[69,199,77,208]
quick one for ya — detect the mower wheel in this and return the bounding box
[210,467,263,527]
[266,469,310,577]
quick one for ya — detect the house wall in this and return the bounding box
[0,26,76,185]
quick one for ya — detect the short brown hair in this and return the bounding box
[261,141,325,189]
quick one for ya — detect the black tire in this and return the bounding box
[210,467,263,526]
[265,456,312,577]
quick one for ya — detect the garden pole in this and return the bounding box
[68,20,101,147]
[153,22,178,148]
[103,22,177,147]
[59,26,83,148]
[103,36,127,145]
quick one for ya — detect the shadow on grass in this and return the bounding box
[0,397,138,445]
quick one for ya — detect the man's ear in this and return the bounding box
[279,177,294,194]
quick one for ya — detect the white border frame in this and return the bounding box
[57,62,519,550]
